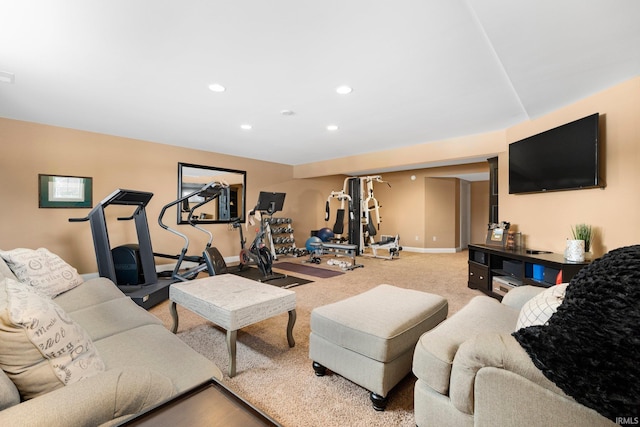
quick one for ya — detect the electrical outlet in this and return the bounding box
[415,235,419,241]
[432,236,437,242]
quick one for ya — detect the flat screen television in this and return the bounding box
[509,113,604,194]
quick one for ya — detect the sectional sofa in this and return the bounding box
[0,248,222,426]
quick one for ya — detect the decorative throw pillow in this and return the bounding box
[0,278,105,400]
[515,283,568,330]
[513,245,640,422]
[0,248,83,298]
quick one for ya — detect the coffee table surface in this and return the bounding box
[170,274,296,330]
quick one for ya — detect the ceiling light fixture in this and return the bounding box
[240,124,252,130]
[327,125,339,131]
[208,83,226,92]
[280,109,295,116]
[336,85,352,95]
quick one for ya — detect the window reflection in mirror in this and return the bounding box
[177,162,246,224]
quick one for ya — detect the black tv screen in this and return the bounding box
[509,113,603,194]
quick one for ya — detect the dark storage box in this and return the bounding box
[503,260,522,278]
[544,267,561,284]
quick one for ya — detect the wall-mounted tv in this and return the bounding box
[509,113,604,194]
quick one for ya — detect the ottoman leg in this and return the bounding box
[312,361,326,376]
[169,301,179,334]
[370,392,388,411]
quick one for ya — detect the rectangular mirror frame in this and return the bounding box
[177,162,246,224]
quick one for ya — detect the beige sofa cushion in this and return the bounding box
[95,324,223,392]
[0,248,83,298]
[0,278,104,399]
[67,297,163,342]
[412,296,519,395]
[54,277,125,312]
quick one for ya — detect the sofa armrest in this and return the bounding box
[0,368,175,427]
[475,367,616,427]
[449,333,564,415]
[500,285,546,310]
[0,369,19,410]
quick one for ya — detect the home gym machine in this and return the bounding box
[324,175,401,259]
[157,181,229,281]
[232,191,287,282]
[69,188,171,309]
[324,183,353,243]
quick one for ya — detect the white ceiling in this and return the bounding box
[1,1,639,169]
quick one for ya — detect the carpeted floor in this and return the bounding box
[150,251,483,427]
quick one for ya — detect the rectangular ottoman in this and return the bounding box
[309,284,448,410]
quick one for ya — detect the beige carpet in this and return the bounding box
[150,251,483,427]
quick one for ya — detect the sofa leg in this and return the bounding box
[312,361,326,376]
[370,392,387,411]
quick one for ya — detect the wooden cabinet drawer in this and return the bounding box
[468,262,489,289]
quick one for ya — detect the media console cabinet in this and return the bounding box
[468,244,590,299]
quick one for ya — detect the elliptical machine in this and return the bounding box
[232,191,287,282]
[157,181,228,281]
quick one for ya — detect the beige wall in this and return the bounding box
[2,76,637,272]
[0,118,486,273]
[0,119,345,273]
[425,178,458,249]
[499,77,640,257]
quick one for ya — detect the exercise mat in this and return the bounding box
[273,261,344,279]
[229,266,312,288]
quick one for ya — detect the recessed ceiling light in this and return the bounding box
[336,85,352,95]
[240,124,252,130]
[208,83,226,92]
[327,125,339,131]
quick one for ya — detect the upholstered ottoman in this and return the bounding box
[309,284,448,410]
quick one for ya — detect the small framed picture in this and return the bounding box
[39,174,93,208]
[486,222,510,246]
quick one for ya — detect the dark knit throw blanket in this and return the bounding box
[513,244,640,422]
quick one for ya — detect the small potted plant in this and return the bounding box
[571,223,594,253]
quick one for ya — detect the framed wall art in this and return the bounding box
[38,174,93,208]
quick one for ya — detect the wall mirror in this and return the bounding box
[177,162,246,224]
